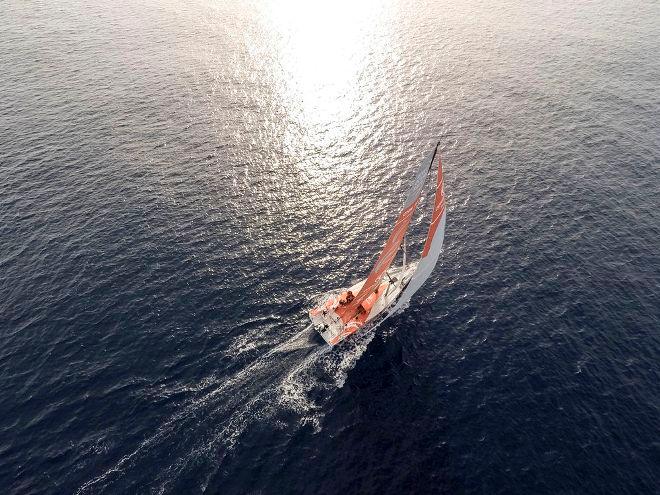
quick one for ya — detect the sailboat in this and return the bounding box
[309,142,446,345]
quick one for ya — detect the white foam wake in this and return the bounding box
[77,322,376,494]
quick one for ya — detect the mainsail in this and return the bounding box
[389,146,446,314]
[341,143,440,321]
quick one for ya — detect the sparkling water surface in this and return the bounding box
[1,0,659,493]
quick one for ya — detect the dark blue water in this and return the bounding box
[1,0,659,493]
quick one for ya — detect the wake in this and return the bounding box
[77,322,374,494]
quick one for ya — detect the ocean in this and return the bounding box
[1,0,659,493]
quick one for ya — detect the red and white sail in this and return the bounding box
[309,142,447,345]
[389,146,446,314]
[341,144,440,322]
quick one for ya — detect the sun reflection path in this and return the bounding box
[260,0,394,177]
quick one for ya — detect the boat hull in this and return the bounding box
[313,263,418,346]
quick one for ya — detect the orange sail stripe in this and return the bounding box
[421,155,445,258]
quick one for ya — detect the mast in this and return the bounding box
[402,236,407,270]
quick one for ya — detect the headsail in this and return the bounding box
[390,145,446,313]
[341,143,440,321]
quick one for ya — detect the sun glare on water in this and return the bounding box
[260,0,394,174]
